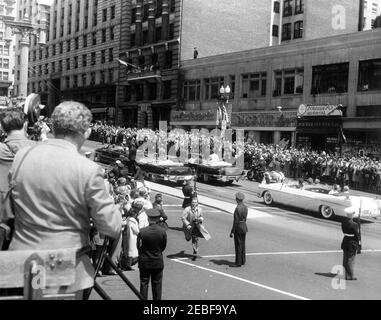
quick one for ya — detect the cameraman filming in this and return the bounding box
[7,101,122,299]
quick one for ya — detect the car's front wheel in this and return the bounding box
[320,205,335,219]
[263,191,273,205]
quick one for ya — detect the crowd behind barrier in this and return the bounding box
[89,122,381,195]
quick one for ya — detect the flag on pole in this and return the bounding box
[116,58,129,67]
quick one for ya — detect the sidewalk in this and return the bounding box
[148,181,272,219]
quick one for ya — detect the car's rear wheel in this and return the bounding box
[320,205,335,219]
[246,170,254,181]
[263,191,273,205]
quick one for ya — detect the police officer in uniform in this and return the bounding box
[182,176,194,209]
[341,211,361,280]
[230,192,248,267]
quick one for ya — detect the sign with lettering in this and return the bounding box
[297,104,342,117]
[231,111,297,128]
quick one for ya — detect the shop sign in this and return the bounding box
[231,111,297,128]
[171,109,217,122]
[0,96,9,107]
[297,104,342,117]
[297,117,342,130]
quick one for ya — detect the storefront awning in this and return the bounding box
[127,74,162,82]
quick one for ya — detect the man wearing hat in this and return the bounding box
[230,192,248,267]
[137,208,167,300]
[341,210,361,280]
[182,176,194,209]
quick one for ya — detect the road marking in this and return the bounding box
[172,258,310,300]
[175,249,381,260]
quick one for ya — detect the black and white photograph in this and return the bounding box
[0,0,381,312]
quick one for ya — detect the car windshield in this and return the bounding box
[304,187,331,194]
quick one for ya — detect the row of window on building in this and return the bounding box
[28,26,115,62]
[130,0,176,23]
[29,68,115,93]
[273,0,304,16]
[123,80,173,103]
[0,71,9,81]
[273,21,303,40]
[182,59,381,101]
[130,23,175,47]
[0,44,10,56]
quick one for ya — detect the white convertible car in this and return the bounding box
[258,181,381,219]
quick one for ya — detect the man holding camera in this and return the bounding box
[8,101,122,298]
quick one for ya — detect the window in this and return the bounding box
[358,59,381,91]
[91,52,96,65]
[283,0,293,17]
[143,30,148,45]
[82,74,87,86]
[311,63,348,94]
[110,26,115,40]
[241,73,267,98]
[164,50,172,69]
[101,50,106,63]
[74,56,78,69]
[282,23,292,41]
[204,77,224,100]
[109,48,114,62]
[294,21,303,39]
[183,80,201,101]
[155,26,162,42]
[93,11,98,26]
[148,82,157,100]
[51,62,55,73]
[295,0,304,14]
[100,71,105,84]
[102,29,106,42]
[103,8,107,22]
[92,32,97,45]
[229,75,236,99]
[131,8,137,23]
[3,72,8,81]
[3,58,9,69]
[163,80,172,99]
[108,69,114,83]
[124,85,131,102]
[75,37,79,50]
[59,42,63,54]
[73,75,78,87]
[67,40,71,51]
[272,25,279,37]
[65,76,70,88]
[82,54,87,67]
[138,55,145,67]
[66,58,70,70]
[169,24,175,39]
[135,83,144,101]
[58,60,62,71]
[170,0,175,13]
[143,4,149,21]
[274,1,280,13]
[111,5,115,19]
[83,34,88,47]
[156,0,163,18]
[273,69,304,96]
[90,72,96,85]
[130,33,136,47]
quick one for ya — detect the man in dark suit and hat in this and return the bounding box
[137,208,167,300]
[230,192,248,267]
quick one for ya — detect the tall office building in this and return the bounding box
[14,0,121,120]
[363,0,381,29]
[0,0,16,97]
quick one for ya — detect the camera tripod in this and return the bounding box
[83,236,145,300]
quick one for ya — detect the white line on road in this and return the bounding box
[172,258,310,300]
[175,249,381,260]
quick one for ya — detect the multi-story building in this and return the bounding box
[180,0,361,60]
[0,0,16,98]
[14,0,121,120]
[116,0,178,129]
[363,0,381,30]
[174,29,381,154]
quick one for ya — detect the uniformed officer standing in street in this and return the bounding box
[341,211,361,280]
[182,176,194,209]
[230,192,248,267]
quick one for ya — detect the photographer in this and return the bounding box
[8,101,122,299]
[181,197,210,261]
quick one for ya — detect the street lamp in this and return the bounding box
[217,85,231,130]
[2,1,51,98]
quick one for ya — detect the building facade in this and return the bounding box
[116,0,179,129]
[0,0,16,98]
[14,0,121,120]
[175,29,381,155]
[363,0,381,30]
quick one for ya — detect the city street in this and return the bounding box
[85,141,381,300]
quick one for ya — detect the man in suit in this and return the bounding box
[137,208,167,300]
[0,108,36,250]
[8,101,122,299]
[341,211,361,280]
[230,192,248,267]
